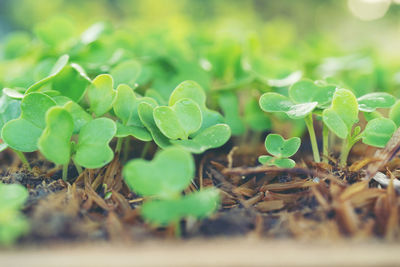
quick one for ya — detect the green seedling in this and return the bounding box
[153,98,202,140]
[357,92,396,112]
[0,183,29,246]
[323,88,396,166]
[38,106,116,180]
[0,93,21,152]
[113,84,154,152]
[87,74,116,117]
[113,84,153,157]
[138,81,231,153]
[123,147,219,230]
[258,134,300,168]
[259,79,337,162]
[26,55,91,102]
[1,92,56,169]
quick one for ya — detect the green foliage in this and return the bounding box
[113,84,153,141]
[357,92,396,112]
[322,88,359,139]
[389,100,400,127]
[2,93,56,152]
[362,118,396,148]
[88,74,116,117]
[123,147,219,226]
[154,99,202,140]
[0,183,29,246]
[38,106,116,169]
[218,92,245,136]
[259,134,300,168]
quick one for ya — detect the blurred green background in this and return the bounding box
[1,0,400,136]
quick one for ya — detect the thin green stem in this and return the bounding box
[122,138,131,163]
[304,113,320,163]
[339,138,352,167]
[141,142,150,158]
[14,150,31,170]
[62,163,69,181]
[116,137,123,154]
[322,123,329,163]
[73,159,83,174]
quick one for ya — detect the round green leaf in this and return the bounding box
[154,99,202,140]
[169,81,224,130]
[1,93,56,152]
[87,74,116,117]
[322,88,358,139]
[74,118,116,168]
[140,188,219,226]
[362,118,396,148]
[258,155,273,165]
[265,134,300,158]
[272,158,296,168]
[289,79,336,106]
[38,107,74,165]
[357,92,396,112]
[123,147,195,198]
[286,102,318,119]
[0,183,28,209]
[172,124,231,154]
[259,92,292,113]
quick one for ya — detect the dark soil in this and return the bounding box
[1,133,400,246]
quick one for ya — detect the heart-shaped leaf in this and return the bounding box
[289,79,336,107]
[26,54,69,93]
[154,98,202,140]
[141,188,220,226]
[265,134,301,158]
[362,118,396,148]
[322,89,358,139]
[123,147,194,198]
[258,155,274,165]
[26,55,90,102]
[169,81,224,130]
[0,183,28,209]
[357,92,396,112]
[87,74,116,117]
[271,158,296,168]
[38,107,74,165]
[2,93,56,152]
[74,118,116,168]
[172,124,231,154]
[110,60,141,87]
[0,94,21,130]
[259,92,317,119]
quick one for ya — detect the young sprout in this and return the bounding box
[87,74,116,117]
[113,84,154,153]
[123,147,219,232]
[38,106,116,180]
[0,183,29,246]
[259,79,336,162]
[323,88,396,167]
[138,81,231,153]
[1,93,57,169]
[25,54,91,102]
[259,134,300,168]
[0,93,21,152]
